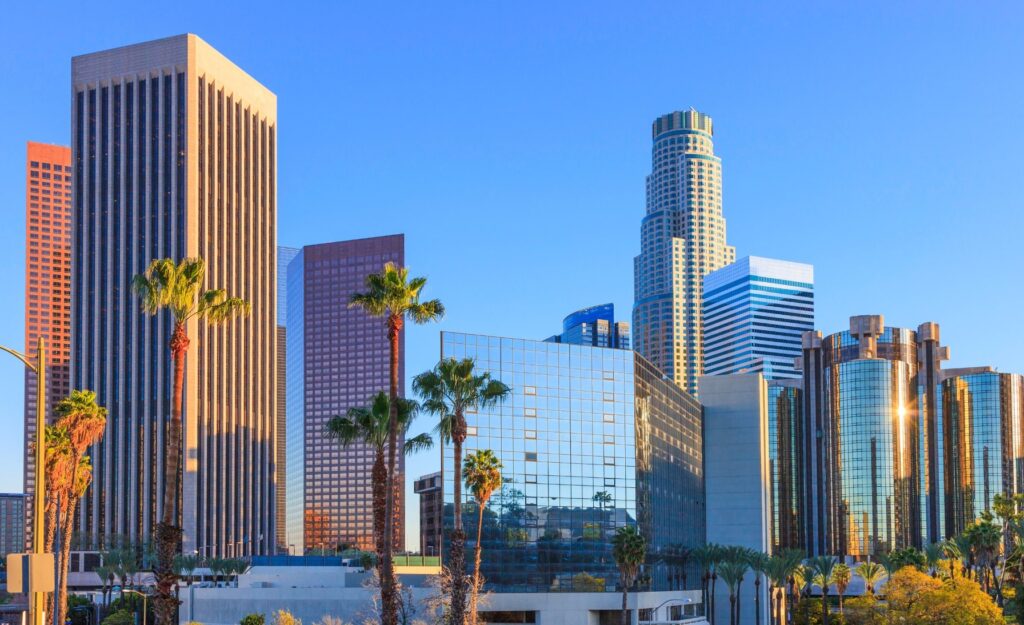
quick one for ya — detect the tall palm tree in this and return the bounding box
[941,538,963,584]
[924,542,944,578]
[807,556,836,625]
[52,390,107,625]
[351,261,443,625]
[463,450,503,625]
[611,526,646,625]
[691,545,714,617]
[175,554,199,587]
[133,256,250,625]
[831,563,850,616]
[747,551,769,625]
[413,357,508,625]
[716,558,749,625]
[325,393,432,560]
[854,562,885,595]
[764,551,802,625]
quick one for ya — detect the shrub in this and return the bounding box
[101,610,135,625]
[572,572,605,592]
[241,614,266,625]
[271,610,301,625]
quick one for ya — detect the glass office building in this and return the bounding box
[703,256,814,380]
[545,303,630,349]
[440,332,704,593]
[942,372,1024,536]
[767,381,804,552]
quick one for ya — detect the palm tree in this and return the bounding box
[660,543,690,591]
[832,563,850,616]
[924,542,944,578]
[175,555,198,587]
[611,526,646,625]
[941,538,963,584]
[854,562,885,595]
[325,393,432,561]
[807,556,836,625]
[746,551,768,625]
[133,257,250,625]
[463,449,503,625]
[52,390,107,625]
[95,563,113,610]
[413,357,508,625]
[764,551,802,625]
[691,545,715,618]
[351,261,443,625]
[717,558,748,625]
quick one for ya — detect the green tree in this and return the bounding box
[463,449,503,625]
[965,511,1003,601]
[240,615,265,625]
[325,393,432,561]
[133,257,250,625]
[831,563,850,616]
[413,357,508,625]
[854,562,885,596]
[611,526,646,625]
[747,551,768,625]
[174,555,199,586]
[717,557,749,625]
[941,538,963,583]
[806,556,836,625]
[764,550,803,625]
[692,543,726,625]
[351,262,443,625]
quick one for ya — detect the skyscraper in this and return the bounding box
[703,256,814,380]
[545,303,630,349]
[23,142,72,547]
[276,246,299,552]
[0,494,27,558]
[440,331,705,596]
[413,472,442,557]
[285,235,405,554]
[71,34,277,556]
[633,110,735,394]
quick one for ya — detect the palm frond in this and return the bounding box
[403,432,434,455]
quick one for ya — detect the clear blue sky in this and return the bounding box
[1,2,1022,550]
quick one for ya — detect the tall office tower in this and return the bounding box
[23,142,73,548]
[767,379,804,552]
[286,235,405,554]
[703,256,814,380]
[942,371,1024,536]
[797,315,951,557]
[441,331,705,599]
[71,35,277,556]
[413,472,442,557]
[0,494,27,558]
[544,303,630,349]
[275,246,299,553]
[633,110,734,394]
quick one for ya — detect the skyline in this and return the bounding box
[2,3,1024,554]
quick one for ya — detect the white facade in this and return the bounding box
[699,374,771,625]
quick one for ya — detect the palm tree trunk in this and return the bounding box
[729,595,736,625]
[380,315,403,625]
[821,587,828,625]
[372,452,387,564]
[450,423,468,625]
[469,504,486,625]
[620,582,629,625]
[710,572,717,625]
[57,490,80,625]
[736,579,743,624]
[755,578,761,625]
[154,323,188,625]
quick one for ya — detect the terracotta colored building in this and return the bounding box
[24,142,73,547]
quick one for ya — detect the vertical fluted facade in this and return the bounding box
[71,34,277,556]
[633,110,734,395]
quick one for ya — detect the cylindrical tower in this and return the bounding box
[942,371,1024,536]
[768,380,804,552]
[821,316,921,557]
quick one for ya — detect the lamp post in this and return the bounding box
[1,338,47,625]
[121,589,147,625]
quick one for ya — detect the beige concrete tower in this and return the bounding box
[633,110,734,393]
[71,34,277,556]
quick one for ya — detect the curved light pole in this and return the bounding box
[1,338,47,625]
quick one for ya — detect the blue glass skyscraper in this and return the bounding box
[703,256,814,380]
[440,331,704,596]
[545,303,630,349]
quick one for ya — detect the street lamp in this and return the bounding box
[120,589,148,625]
[1,338,48,625]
